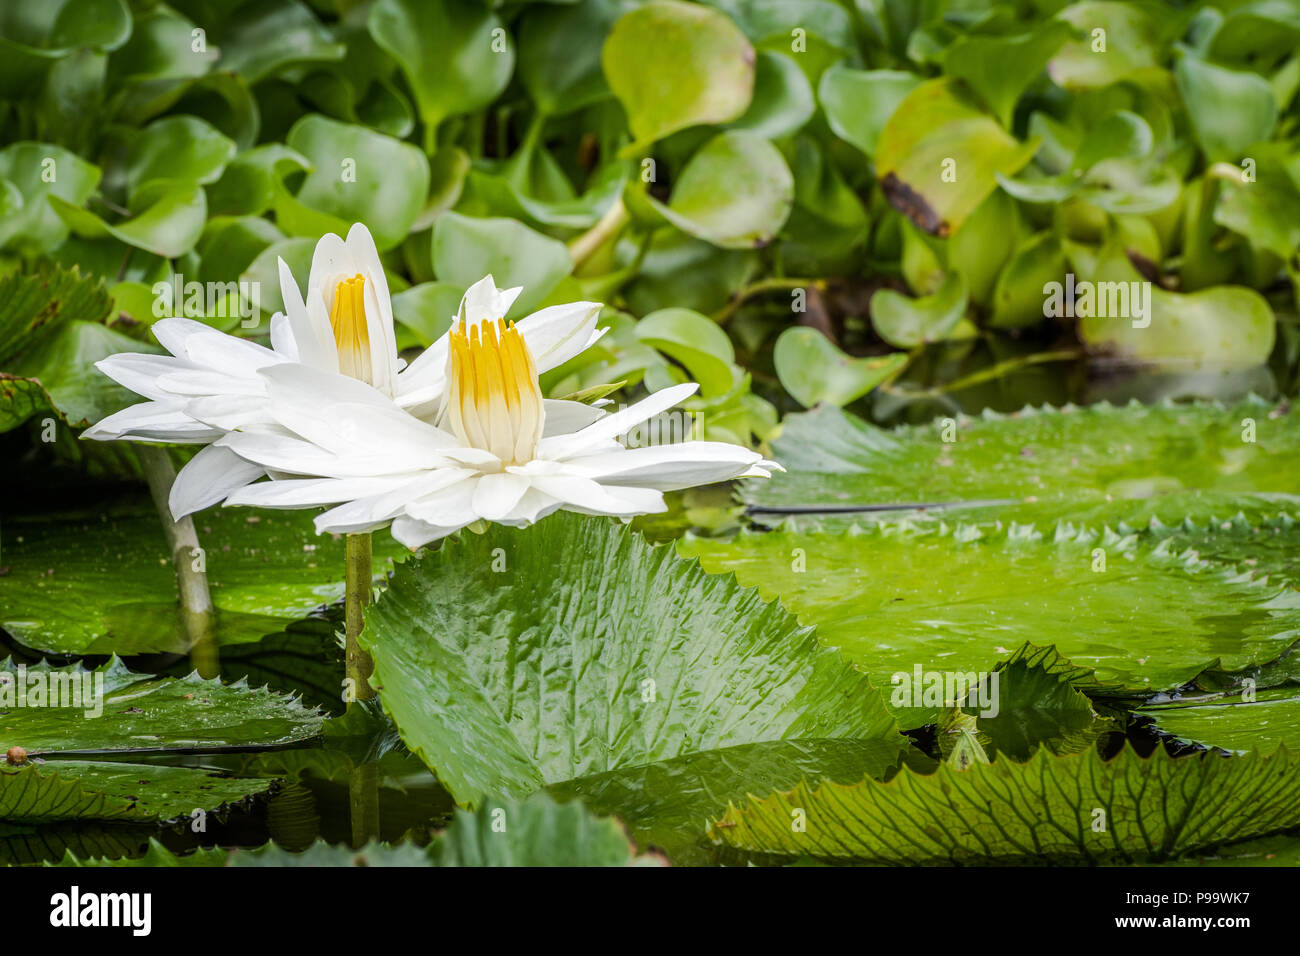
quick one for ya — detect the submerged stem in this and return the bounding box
[567,196,630,269]
[345,532,375,704]
[138,446,218,678]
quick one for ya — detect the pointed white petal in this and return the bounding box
[269,311,300,361]
[152,317,216,356]
[169,444,266,518]
[82,402,220,443]
[538,383,698,460]
[225,474,422,509]
[279,256,333,369]
[95,353,193,402]
[390,514,471,549]
[470,471,531,521]
[541,399,606,437]
[515,301,602,372]
[527,473,666,516]
[562,441,767,490]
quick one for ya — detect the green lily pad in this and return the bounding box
[740,399,1300,514]
[360,514,909,860]
[602,0,755,154]
[0,657,323,756]
[773,327,906,408]
[680,521,1300,721]
[0,500,407,655]
[709,746,1300,864]
[1140,686,1300,755]
[0,761,269,825]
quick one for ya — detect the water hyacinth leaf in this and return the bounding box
[1070,110,1153,173]
[681,522,1300,723]
[1075,250,1275,369]
[774,327,907,408]
[602,0,756,153]
[634,307,735,397]
[125,116,236,201]
[0,658,323,756]
[1210,2,1300,62]
[517,0,633,116]
[432,212,572,317]
[214,0,344,84]
[1176,55,1278,162]
[876,79,1038,237]
[1214,149,1300,261]
[650,131,794,249]
[0,502,407,655]
[941,20,1075,128]
[709,747,1300,864]
[740,399,1300,514]
[281,115,430,251]
[49,182,207,259]
[359,513,909,807]
[989,232,1068,329]
[870,273,969,348]
[107,7,214,85]
[368,0,512,138]
[432,792,660,866]
[0,761,269,825]
[1139,687,1300,755]
[0,143,100,256]
[728,51,814,141]
[817,66,920,158]
[706,0,855,52]
[391,282,461,348]
[1048,1,1163,90]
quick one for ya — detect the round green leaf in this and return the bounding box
[634,307,735,396]
[775,327,907,408]
[602,0,756,153]
[126,115,236,200]
[870,272,969,348]
[432,211,572,316]
[728,50,814,140]
[1175,55,1278,161]
[281,114,430,251]
[818,65,921,158]
[0,143,100,256]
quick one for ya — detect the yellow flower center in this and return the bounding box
[329,273,371,382]
[444,318,545,465]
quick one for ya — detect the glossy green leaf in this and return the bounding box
[1048,2,1162,90]
[359,514,909,846]
[125,115,236,200]
[368,0,512,136]
[0,501,407,655]
[876,79,1038,237]
[817,66,919,158]
[710,746,1300,864]
[1140,687,1300,755]
[650,130,794,249]
[280,114,430,251]
[518,0,632,116]
[602,0,755,153]
[740,398,1300,513]
[942,21,1074,128]
[1176,55,1277,161]
[774,327,906,408]
[728,51,814,140]
[870,273,969,348]
[634,307,735,397]
[432,212,572,317]
[215,0,344,84]
[0,143,100,256]
[50,183,207,259]
[0,657,323,756]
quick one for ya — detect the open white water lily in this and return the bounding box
[82,221,604,518]
[216,314,779,548]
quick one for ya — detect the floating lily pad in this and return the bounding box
[1140,686,1300,755]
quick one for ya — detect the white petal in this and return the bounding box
[314,469,474,531]
[95,353,194,402]
[562,441,767,491]
[471,471,531,521]
[538,383,698,460]
[515,301,603,373]
[269,311,300,361]
[541,399,606,437]
[184,328,280,377]
[390,514,471,549]
[151,317,215,356]
[403,476,480,526]
[226,474,422,509]
[183,393,270,430]
[169,444,266,518]
[279,256,333,369]
[527,473,666,516]
[82,402,219,443]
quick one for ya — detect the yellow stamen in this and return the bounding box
[329,274,372,383]
[443,318,544,465]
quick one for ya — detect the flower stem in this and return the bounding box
[345,532,375,704]
[712,277,827,325]
[348,760,381,847]
[567,196,630,269]
[138,446,218,678]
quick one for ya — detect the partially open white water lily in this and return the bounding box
[81,221,604,518]
[216,312,779,548]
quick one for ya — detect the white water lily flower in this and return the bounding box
[81,220,604,518]
[217,313,779,548]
